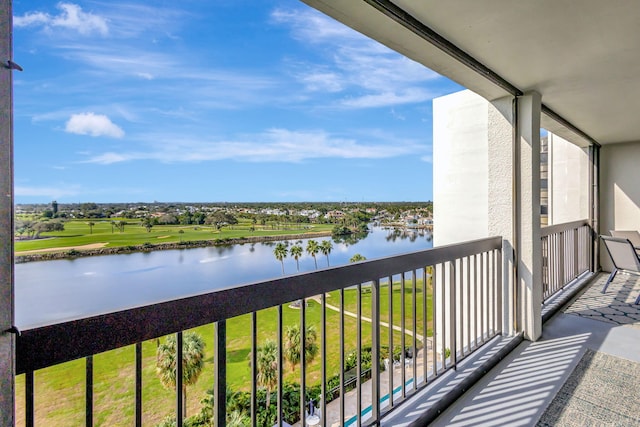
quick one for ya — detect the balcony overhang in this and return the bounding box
[302,0,640,146]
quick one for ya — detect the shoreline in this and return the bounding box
[15,231,333,263]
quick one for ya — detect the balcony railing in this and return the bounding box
[541,219,592,301]
[16,236,503,427]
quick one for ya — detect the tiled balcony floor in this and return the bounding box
[382,272,640,426]
[429,272,640,426]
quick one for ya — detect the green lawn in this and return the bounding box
[15,219,334,253]
[15,283,433,426]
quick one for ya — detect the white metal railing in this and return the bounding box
[541,219,592,301]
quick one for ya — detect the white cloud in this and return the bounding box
[83,127,426,165]
[14,3,108,36]
[271,8,362,44]
[65,113,124,138]
[340,89,435,108]
[272,7,444,109]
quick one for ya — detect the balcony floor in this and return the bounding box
[430,272,640,426]
[380,272,640,426]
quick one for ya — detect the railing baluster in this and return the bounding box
[432,265,438,377]
[356,283,362,427]
[449,261,456,369]
[251,312,257,427]
[422,267,428,385]
[176,332,183,427]
[135,342,142,427]
[371,278,381,422]
[465,256,471,355]
[339,289,345,426]
[400,273,406,398]
[439,263,445,371]
[321,293,327,427]
[300,299,306,427]
[25,370,34,427]
[480,253,485,345]
[277,305,283,427]
[388,275,393,408]
[214,321,226,427]
[412,270,417,391]
[86,355,93,427]
[571,228,579,280]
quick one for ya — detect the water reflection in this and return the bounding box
[15,225,433,328]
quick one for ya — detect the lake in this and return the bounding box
[15,226,432,328]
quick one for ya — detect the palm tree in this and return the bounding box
[178,229,184,242]
[118,220,126,232]
[87,221,95,234]
[110,220,116,234]
[349,253,367,263]
[290,244,303,272]
[306,240,320,269]
[256,340,278,409]
[320,240,333,267]
[273,242,288,274]
[284,324,319,372]
[156,332,206,418]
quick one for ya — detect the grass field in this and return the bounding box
[14,218,334,253]
[14,281,433,426]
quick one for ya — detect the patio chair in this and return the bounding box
[610,230,640,253]
[600,235,640,304]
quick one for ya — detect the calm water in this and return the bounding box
[15,226,432,328]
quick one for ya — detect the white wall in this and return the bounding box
[433,90,489,246]
[600,141,640,270]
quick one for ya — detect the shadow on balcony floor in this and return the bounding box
[389,273,640,426]
[563,272,640,328]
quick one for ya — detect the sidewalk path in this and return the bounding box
[309,296,425,342]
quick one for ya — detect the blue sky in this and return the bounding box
[12,1,462,203]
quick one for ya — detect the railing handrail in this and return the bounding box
[16,236,502,374]
[540,219,589,237]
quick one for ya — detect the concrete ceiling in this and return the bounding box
[302,0,640,146]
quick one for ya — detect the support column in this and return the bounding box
[516,92,542,341]
[487,96,516,336]
[589,144,600,272]
[0,0,15,425]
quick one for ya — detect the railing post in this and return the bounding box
[214,320,227,427]
[0,1,15,425]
